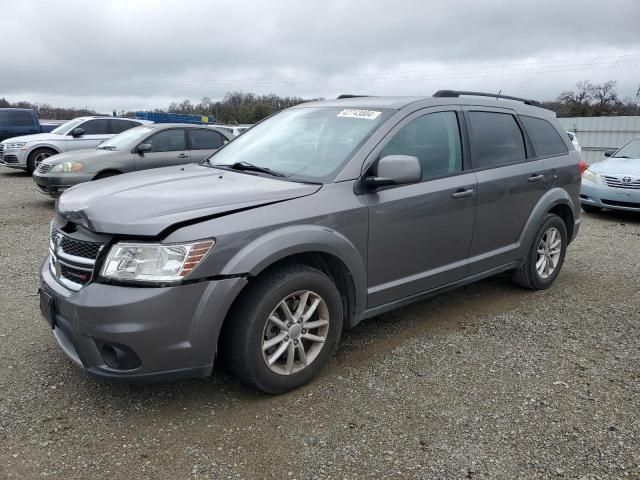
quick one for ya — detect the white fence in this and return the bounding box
[557,116,640,165]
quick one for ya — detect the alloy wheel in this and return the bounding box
[261,290,330,375]
[536,227,562,279]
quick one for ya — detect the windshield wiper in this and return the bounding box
[613,155,631,158]
[212,161,287,177]
[97,145,116,150]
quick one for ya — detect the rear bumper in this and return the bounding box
[580,180,640,211]
[40,259,248,382]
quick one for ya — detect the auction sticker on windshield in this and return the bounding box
[337,109,381,120]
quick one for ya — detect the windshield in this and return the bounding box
[98,126,154,150]
[50,118,86,135]
[613,138,640,159]
[207,107,390,182]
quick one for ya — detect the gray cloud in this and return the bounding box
[2,0,639,111]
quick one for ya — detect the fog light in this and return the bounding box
[100,343,141,370]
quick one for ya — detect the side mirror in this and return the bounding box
[604,150,615,158]
[366,155,421,189]
[136,143,152,154]
[71,127,85,137]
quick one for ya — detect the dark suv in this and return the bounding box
[39,91,582,393]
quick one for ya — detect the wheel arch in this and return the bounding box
[26,144,62,157]
[220,225,367,328]
[93,169,123,180]
[519,187,577,253]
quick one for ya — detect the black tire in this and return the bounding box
[512,213,568,290]
[222,264,343,394]
[94,171,120,180]
[27,148,56,174]
[581,204,602,214]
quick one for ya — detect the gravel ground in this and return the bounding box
[0,168,639,480]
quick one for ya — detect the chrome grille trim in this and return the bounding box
[603,175,640,190]
[36,162,52,174]
[49,228,104,291]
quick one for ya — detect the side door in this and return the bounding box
[67,118,112,151]
[11,110,40,136]
[463,107,550,274]
[187,128,227,163]
[133,128,190,171]
[364,107,478,308]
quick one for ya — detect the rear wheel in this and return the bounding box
[513,213,567,290]
[27,148,56,174]
[581,204,602,214]
[222,264,343,393]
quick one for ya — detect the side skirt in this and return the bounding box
[358,261,518,322]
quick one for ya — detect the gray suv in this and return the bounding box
[39,91,582,393]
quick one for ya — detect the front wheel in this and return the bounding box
[222,264,343,393]
[512,213,568,290]
[27,148,56,174]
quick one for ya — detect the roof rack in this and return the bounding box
[433,90,542,107]
[336,94,371,99]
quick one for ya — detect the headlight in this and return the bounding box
[6,142,27,149]
[582,169,598,183]
[100,240,214,283]
[51,161,84,173]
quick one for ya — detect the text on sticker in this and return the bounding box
[337,109,381,120]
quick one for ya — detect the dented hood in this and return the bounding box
[56,164,321,236]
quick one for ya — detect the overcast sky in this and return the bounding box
[2,0,639,112]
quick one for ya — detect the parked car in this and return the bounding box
[580,136,640,213]
[212,124,252,136]
[0,116,150,173]
[33,124,232,197]
[39,90,581,393]
[566,131,581,153]
[0,108,61,144]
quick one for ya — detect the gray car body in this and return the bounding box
[32,124,232,196]
[40,96,581,381]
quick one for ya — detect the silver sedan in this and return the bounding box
[32,124,232,197]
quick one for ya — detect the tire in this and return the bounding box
[581,204,602,214]
[94,171,120,180]
[512,213,568,290]
[27,148,56,174]
[222,264,343,394]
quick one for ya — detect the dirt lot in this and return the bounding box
[0,168,639,480]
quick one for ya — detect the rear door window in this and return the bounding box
[11,110,34,126]
[188,129,225,150]
[521,116,569,157]
[110,119,141,134]
[467,111,526,169]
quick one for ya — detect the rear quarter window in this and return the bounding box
[521,116,569,157]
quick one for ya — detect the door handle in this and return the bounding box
[177,153,189,159]
[452,188,474,199]
[528,174,545,182]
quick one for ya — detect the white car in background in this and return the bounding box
[566,131,581,153]
[0,116,150,173]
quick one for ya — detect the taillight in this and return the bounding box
[578,159,587,175]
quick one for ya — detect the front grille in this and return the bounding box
[50,228,104,290]
[36,162,52,174]
[2,155,18,164]
[601,199,640,209]
[603,175,640,190]
[0,143,4,161]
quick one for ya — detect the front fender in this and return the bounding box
[220,224,367,318]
